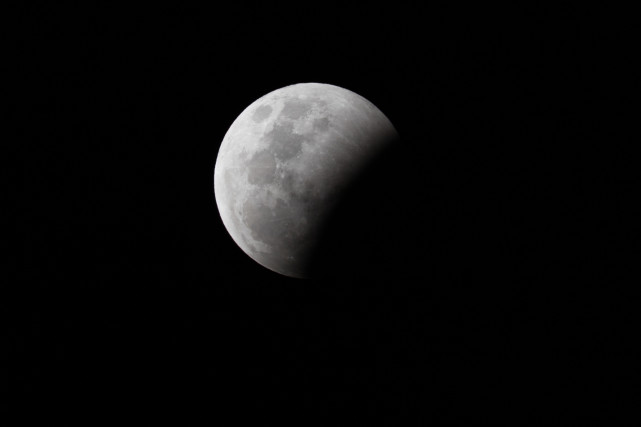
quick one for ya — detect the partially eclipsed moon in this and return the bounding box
[214,83,399,278]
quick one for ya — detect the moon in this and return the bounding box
[214,83,399,278]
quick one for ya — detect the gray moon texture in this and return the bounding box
[214,83,398,278]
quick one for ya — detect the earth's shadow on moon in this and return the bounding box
[305,134,425,284]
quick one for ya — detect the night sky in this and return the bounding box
[12,5,638,423]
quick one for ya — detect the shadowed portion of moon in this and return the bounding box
[305,133,422,281]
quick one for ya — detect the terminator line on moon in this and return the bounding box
[214,83,399,278]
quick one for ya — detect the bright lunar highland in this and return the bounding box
[214,83,398,278]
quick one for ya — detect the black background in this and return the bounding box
[10,4,639,424]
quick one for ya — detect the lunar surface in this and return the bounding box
[214,83,398,278]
